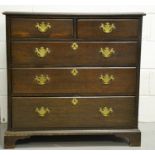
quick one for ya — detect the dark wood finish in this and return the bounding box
[11,41,138,67]
[11,18,73,39]
[4,12,145,148]
[116,131,141,146]
[12,97,137,130]
[135,17,143,125]
[78,19,139,40]
[4,129,141,148]
[4,134,30,149]
[12,68,137,96]
[6,15,12,130]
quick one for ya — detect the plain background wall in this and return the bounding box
[0,5,155,123]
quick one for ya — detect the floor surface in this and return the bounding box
[0,123,155,150]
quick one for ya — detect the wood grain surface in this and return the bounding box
[12,68,137,96]
[12,97,137,130]
[11,41,138,67]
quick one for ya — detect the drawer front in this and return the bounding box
[11,42,138,67]
[78,19,139,40]
[11,18,73,39]
[12,97,137,130]
[12,68,136,96]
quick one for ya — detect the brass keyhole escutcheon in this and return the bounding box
[71,42,78,50]
[71,98,78,105]
[71,68,78,76]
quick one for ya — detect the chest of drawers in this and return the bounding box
[3,12,145,148]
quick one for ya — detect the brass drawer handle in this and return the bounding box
[71,42,78,50]
[99,47,115,58]
[35,106,50,117]
[71,98,78,105]
[34,74,50,85]
[71,68,78,76]
[35,47,51,58]
[100,22,116,33]
[99,74,114,85]
[35,22,51,33]
[99,106,113,117]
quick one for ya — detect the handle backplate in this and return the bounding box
[100,22,116,33]
[34,74,50,85]
[35,47,51,58]
[99,47,115,58]
[99,74,114,85]
[35,22,51,33]
[99,106,113,117]
[35,106,50,117]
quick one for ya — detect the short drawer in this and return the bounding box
[78,19,139,40]
[11,41,138,67]
[12,68,136,96]
[12,97,137,130]
[11,18,73,39]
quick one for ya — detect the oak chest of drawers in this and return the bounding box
[3,12,145,148]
